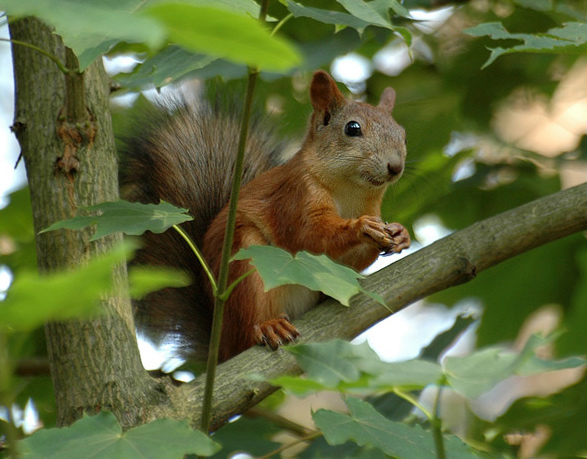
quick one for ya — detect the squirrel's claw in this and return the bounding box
[359,217,410,255]
[254,315,300,350]
[381,222,411,255]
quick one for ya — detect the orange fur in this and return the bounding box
[202,71,410,360]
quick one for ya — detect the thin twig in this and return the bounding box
[246,407,314,437]
[172,224,217,294]
[220,268,256,301]
[0,37,71,74]
[257,431,323,459]
[271,13,293,36]
[432,385,446,459]
[393,387,433,420]
[199,0,270,435]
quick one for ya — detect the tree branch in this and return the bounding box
[171,181,587,430]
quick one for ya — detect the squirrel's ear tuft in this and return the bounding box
[310,71,346,113]
[378,87,396,114]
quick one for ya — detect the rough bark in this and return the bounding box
[9,17,169,428]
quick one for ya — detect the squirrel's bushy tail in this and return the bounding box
[118,95,286,360]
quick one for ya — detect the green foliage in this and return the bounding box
[314,397,476,459]
[20,411,220,458]
[271,340,443,395]
[234,245,386,307]
[39,198,384,307]
[466,21,587,68]
[494,375,587,456]
[116,46,215,90]
[2,0,587,457]
[0,245,128,332]
[41,200,193,241]
[286,1,375,34]
[143,2,301,71]
[0,187,37,272]
[443,334,585,398]
[557,245,587,356]
[1,0,166,70]
[0,0,300,71]
[208,417,280,458]
[273,339,584,400]
[275,339,585,457]
[128,266,192,299]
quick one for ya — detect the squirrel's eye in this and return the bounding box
[345,121,362,137]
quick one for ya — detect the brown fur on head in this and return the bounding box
[303,70,407,199]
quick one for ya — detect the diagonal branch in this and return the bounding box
[171,181,587,430]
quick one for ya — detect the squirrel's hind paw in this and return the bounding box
[254,315,300,350]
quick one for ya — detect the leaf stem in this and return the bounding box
[172,224,217,294]
[392,387,433,420]
[199,0,270,435]
[0,38,71,75]
[271,13,293,36]
[432,385,446,459]
[219,268,256,301]
[257,431,323,459]
[246,406,314,437]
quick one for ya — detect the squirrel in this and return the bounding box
[119,71,410,362]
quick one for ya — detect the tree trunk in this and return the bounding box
[9,17,168,428]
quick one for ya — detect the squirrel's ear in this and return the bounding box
[378,87,396,114]
[310,71,346,113]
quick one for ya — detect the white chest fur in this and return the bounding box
[280,284,321,319]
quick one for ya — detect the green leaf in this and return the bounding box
[20,411,220,458]
[116,45,215,90]
[465,22,587,69]
[281,340,443,393]
[233,246,385,307]
[370,359,443,389]
[0,245,130,333]
[210,417,280,459]
[443,335,586,398]
[128,266,192,299]
[269,375,328,396]
[0,187,37,272]
[286,1,372,33]
[495,376,587,457]
[337,0,410,27]
[558,245,587,356]
[287,340,362,386]
[1,0,165,71]
[170,0,268,18]
[142,3,301,71]
[419,314,477,361]
[513,0,552,11]
[41,200,193,242]
[314,397,476,459]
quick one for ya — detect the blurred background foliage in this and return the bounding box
[1,0,586,456]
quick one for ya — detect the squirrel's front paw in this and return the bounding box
[254,315,300,350]
[359,216,410,255]
[381,222,410,255]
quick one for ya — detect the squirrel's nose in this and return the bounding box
[387,162,404,179]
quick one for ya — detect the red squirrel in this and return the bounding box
[120,71,410,362]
